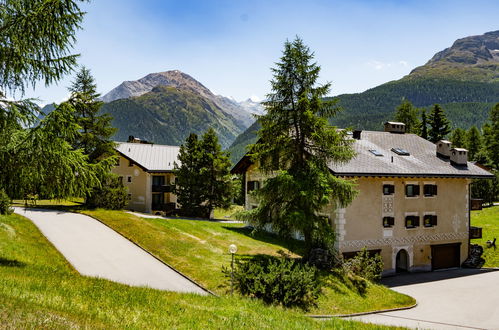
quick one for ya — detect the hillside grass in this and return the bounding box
[81,209,415,315]
[471,206,499,267]
[0,212,396,329]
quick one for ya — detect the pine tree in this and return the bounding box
[450,128,467,148]
[243,37,357,257]
[420,109,428,140]
[487,103,499,169]
[68,67,117,162]
[428,104,451,143]
[199,128,233,218]
[394,99,420,134]
[466,126,482,161]
[175,130,233,218]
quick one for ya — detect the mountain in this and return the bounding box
[227,30,499,164]
[101,86,245,148]
[101,70,255,128]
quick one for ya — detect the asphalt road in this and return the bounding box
[350,268,499,329]
[14,207,208,295]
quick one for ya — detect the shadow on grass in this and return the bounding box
[0,257,26,268]
[223,226,306,256]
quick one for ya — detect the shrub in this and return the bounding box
[342,248,384,282]
[0,189,13,215]
[86,175,128,210]
[224,254,321,310]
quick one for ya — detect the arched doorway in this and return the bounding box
[396,249,409,273]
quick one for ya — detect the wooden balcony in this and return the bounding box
[470,226,482,239]
[151,202,176,212]
[152,184,174,193]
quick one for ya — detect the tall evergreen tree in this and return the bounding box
[420,109,428,140]
[466,126,482,161]
[487,103,499,169]
[450,128,467,148]
[68,67,117,162]
[243,37,357,257]
[394,99,420,134]
[175,130,233,218]
[428,104,451,143]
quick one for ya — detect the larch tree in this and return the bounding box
[466,126,482,161]
[450,128,467,148]
[487,103,499,170]
[394,99,420,134]
[243,37,357,257]
[420,109,428,140]
[428,104,451,143]
[0,0,109,200]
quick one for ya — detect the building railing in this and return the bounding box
[470,226,482,239]
[152,184,175,193]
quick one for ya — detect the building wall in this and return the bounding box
[112,155,151,213]
[244,163,470,273]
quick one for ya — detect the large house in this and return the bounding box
[112,139,180,214]
[231,123,493,274]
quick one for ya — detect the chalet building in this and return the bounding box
[112,139,180,214]
[231,122,493,274]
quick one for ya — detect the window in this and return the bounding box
[127,193,132,201]
[369,149,384,156]
[115,158,120,166]
[391,147,410,156]
[405,215,419,228]
[424,184,438,197]
[424,215,437,227]
[383,216,395,228]
[383,184,395,195]
[127,176,132,183]
[405,184,420,197]
[128,160,134,167]
[152,176,165,186]
[247,181,260,192]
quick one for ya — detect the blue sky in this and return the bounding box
[24,0,499,105]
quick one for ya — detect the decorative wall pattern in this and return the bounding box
[339,231,468,249]
[382,196,394,215]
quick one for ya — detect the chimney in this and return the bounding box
[436,140,452,158]
[353,130,362,140]
[450,148,468,166]
[384,122,405,134]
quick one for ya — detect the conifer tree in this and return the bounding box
[487,103,499,169]
[450,128,466,148]
[394,99,420,134]
[175,130,233,218]
[428,104,451,143]
[466,126,482,161]
[243,37,357,257]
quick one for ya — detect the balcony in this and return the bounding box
[152,184,174,193]
[151,202,176,212]
[470,226,482,239]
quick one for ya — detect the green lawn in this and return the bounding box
[82,209,415,315]
[471,205,499,267]
[0,212,396,329]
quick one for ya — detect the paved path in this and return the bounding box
[14,207,208,295]
[349,269,499,329]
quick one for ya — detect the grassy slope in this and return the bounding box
[471,206,499,267]
[82,209,415,315]
[0,212,395,329]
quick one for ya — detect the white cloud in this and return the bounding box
[365,60,409,71]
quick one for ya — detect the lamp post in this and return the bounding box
[229,244,237,295]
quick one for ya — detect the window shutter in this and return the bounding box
[389,217,395,226]
[432,215,438,226]
[433,185,438,196]
[390,185,395,194]
[414,216,420,227]
[248,181,255,191]
[414,185,420,196]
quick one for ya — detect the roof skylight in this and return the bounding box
[369,149,384,156]
[391,147,410,156]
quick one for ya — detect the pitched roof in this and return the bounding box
[328,131,493,178]
[115,142,180,172]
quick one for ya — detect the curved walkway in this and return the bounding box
[14,207,207,295]
[349,268,499,329]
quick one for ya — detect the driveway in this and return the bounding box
[350,268,499,329]
[14,207,208,295]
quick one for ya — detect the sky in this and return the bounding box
[23,0,499,105]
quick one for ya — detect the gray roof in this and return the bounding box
[328,131,493,178]
[115,142,180,172]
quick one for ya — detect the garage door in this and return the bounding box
[431,243,461,270]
